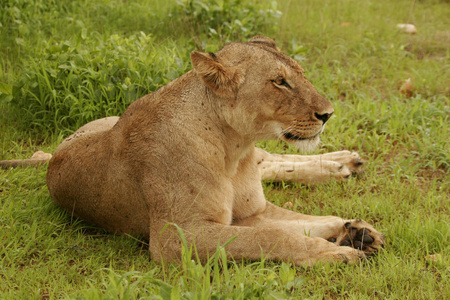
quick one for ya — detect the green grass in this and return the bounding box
[1,0,449,299]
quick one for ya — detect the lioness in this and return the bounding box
[31,36,385,265]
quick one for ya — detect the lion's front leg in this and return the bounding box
[149,219,365,267]
[234,202,385,257]
[255,148,364,184]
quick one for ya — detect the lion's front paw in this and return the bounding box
[328,219,385,256]
[332,151,365,175]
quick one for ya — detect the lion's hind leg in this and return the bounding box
[54,116,120,154]
[255,148,364,184]
[259,160,352,185]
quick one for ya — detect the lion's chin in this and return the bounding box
[284,134,321,153]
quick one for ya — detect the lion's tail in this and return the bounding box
[0,151,52,169]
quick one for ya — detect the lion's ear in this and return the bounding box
[248,36,280,51]
[191,51,244,98]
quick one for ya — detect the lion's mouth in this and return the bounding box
[283,131,320,141]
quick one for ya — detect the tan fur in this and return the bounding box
[256,149,365,184]
[45,36,384,266]
[0,151,52,168]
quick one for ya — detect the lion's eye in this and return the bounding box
[273,77,291,89]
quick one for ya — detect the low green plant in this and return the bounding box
[172,0,281,45]
[7,33,192,133]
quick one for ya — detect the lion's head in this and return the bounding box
[191,36,333,152]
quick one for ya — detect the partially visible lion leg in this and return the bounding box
[233,202,385,256]
[150,220,365,267]
[259,160,352,184]
[254,148,364,184]
[0,151,52,169]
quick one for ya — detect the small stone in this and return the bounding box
[397,24,418,34]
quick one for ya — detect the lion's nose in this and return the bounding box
[314,111,333,124]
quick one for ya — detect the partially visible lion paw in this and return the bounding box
[328,219,385,256]
[333,151,365,175]
[317,245,366,265]
[320,161,352,182]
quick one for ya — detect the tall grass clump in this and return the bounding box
[8,34,192,133]
[170,0,281,46]
[0,0,170,66]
